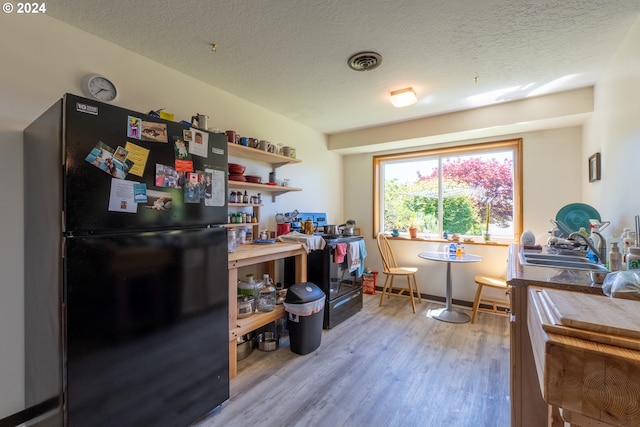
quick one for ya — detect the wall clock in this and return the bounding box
[81,74,118,102]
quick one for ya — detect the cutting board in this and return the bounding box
[537,288,640,350]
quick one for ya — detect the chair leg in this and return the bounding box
[412,274,422,303]
[406,275,416,313]
[471,283,484,324]
[379,274,391,306]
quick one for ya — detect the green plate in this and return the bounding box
[555,203,601,235]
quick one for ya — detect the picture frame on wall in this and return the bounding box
[589,153,601,182]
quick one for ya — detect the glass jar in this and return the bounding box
[257,274,276,312]
[227,229,237,253]
[238,274,263,300]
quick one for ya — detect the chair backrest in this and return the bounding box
[377,232,398,272]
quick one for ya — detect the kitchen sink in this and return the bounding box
[519,251,609,272]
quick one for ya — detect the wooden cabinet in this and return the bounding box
[508,281,549,427]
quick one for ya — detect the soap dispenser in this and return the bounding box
[609,242,622,272]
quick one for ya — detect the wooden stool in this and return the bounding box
[471,275,510,324]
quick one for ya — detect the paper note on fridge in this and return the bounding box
[124,141,149,177]
[108,178,138,213]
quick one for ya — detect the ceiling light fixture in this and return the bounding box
[389,87,417,107]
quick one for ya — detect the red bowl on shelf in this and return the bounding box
[228,163,246,174]
[229,174,246,182]
[244,175,262,184]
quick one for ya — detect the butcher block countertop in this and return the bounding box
[528,287,640,426]
[228,241,306,265]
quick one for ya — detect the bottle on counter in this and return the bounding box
[257,274,276,312]
[626,247,640,270]
[622,228,634,262]
[609,242,622,272]
[448,243,457,257]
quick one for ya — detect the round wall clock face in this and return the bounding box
[81,74,118,102]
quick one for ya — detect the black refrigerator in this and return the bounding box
[23,94,229,426]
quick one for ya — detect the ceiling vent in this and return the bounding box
[348,51,382,71]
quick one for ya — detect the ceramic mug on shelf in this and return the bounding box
[282,146,291,157]
[259,140,272,151]
[239,137,250,147]
[226,130,237,143]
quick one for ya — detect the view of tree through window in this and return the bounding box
[374,140,522,240]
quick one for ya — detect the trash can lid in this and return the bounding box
[284,282,325,303]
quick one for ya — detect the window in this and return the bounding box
[373,139,522,241]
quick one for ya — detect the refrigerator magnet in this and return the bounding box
[133,183,147,203]
[127,116,141,139]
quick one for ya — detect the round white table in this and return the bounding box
[418,251,483,323]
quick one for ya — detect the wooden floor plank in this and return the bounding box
[194,294,510,427]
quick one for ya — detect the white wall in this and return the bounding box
[343,126,583,303]
[583,16,640,234]
[0,15,340,419]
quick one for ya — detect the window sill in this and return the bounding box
[382,234,512,247]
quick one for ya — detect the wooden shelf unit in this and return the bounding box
[227,142,302,201]
[227,202,262,237]
[227,242,307,379]
[228,142,302,168]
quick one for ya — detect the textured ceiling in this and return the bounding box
[47,1,640,134]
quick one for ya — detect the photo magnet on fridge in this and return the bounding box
[127,116,141,139]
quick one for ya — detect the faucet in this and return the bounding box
[568,231,607,264]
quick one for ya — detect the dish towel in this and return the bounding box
[334,243,347,263]
[356,239,367,277]
[347,242,360,272]
[277,232,326,253]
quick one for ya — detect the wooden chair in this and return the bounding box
[471,275,510,324]
[376,232,422,313]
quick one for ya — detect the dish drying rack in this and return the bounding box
[547,219,611,255]
[549,219,610,238]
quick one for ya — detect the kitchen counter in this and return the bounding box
[506,244,605,427]
[528,287,640,426]
[228,242,307,379]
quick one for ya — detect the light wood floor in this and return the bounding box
[195,293,510,427]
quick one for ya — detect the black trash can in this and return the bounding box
[284,282,326,355]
